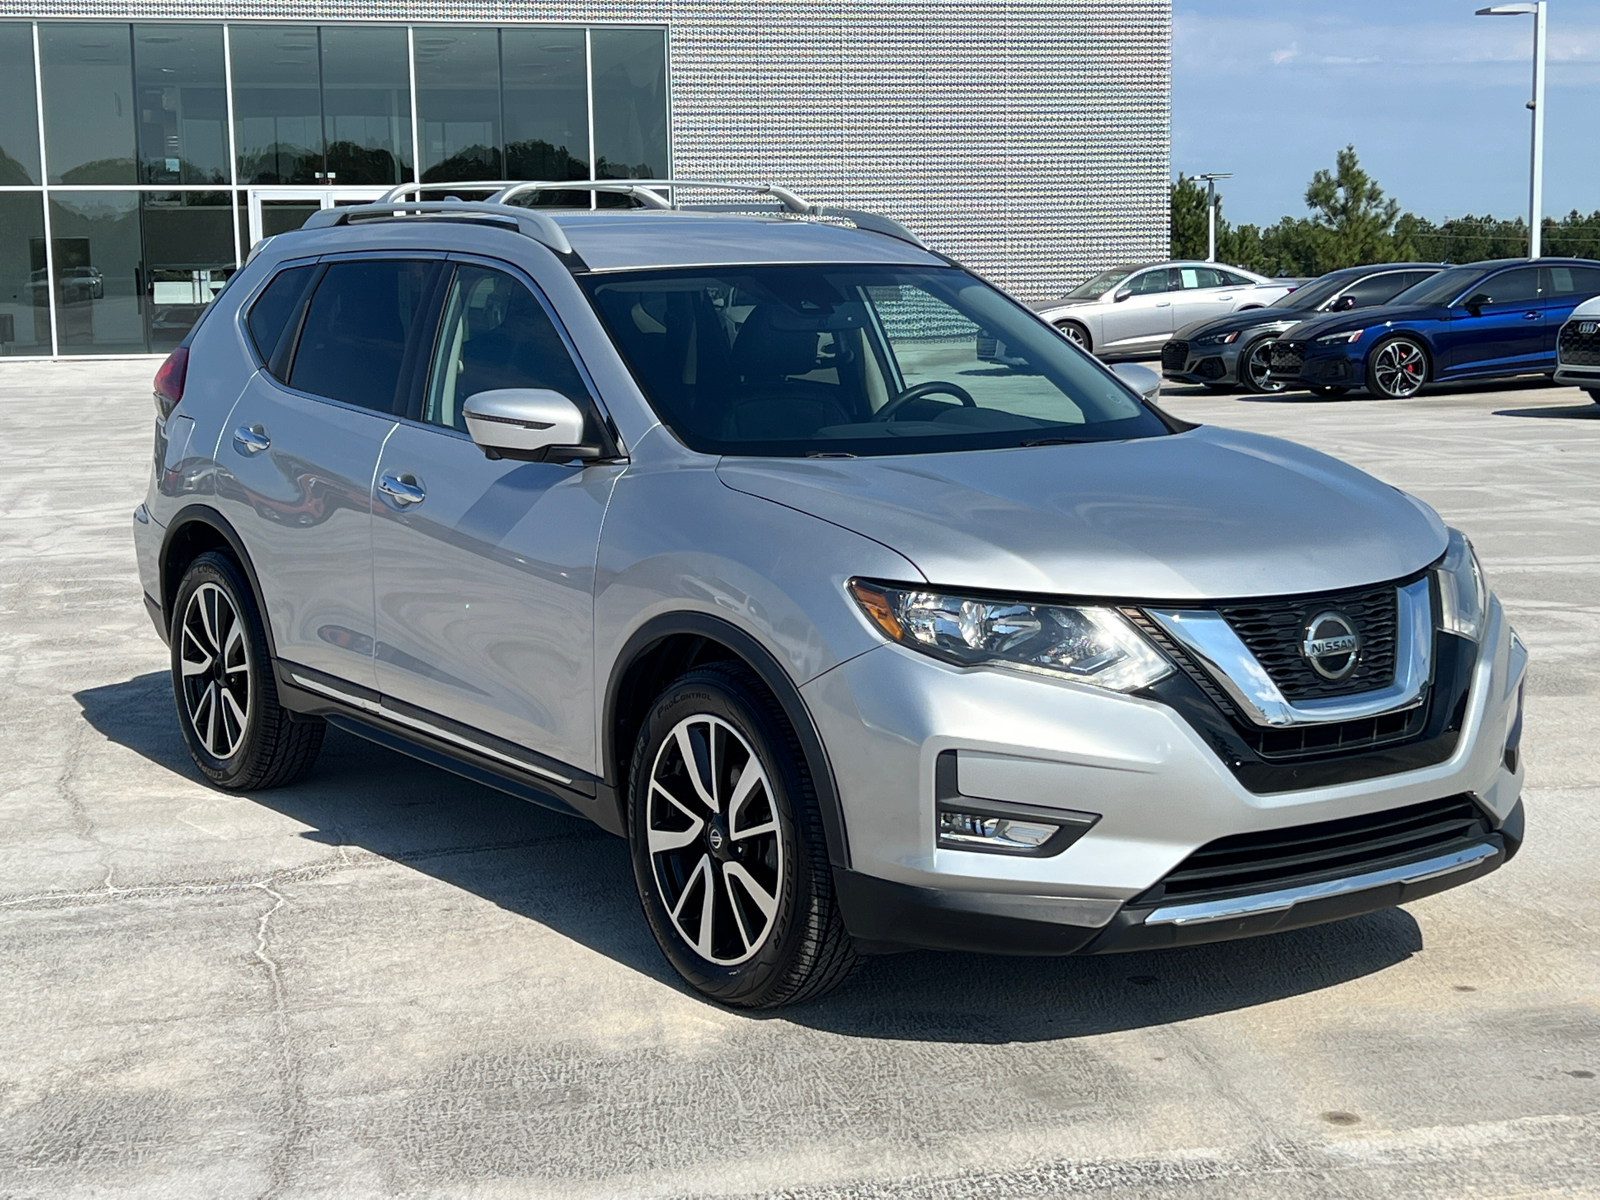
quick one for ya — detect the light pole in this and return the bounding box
[1476,2,1547,259]
[1196,172,1232,262]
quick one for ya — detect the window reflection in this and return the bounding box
[134,25,228,185]
[47,192,143,353]
[320,26,413,186]
[1,194,50,354]
[232,25,321,184]
[592,28,668,182]
[416,27,502,182]
[502,28,589,204]
[141,193,235,352]
[0,24,41,185]
[41,23,139,184]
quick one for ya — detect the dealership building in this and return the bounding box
[0,1,1170,359]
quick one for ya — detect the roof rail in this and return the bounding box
[375,178,928,249]
[301,200,576,257]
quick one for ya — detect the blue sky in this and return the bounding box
[1173,0,1600,226]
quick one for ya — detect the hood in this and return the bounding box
[717,427,1446,601]
[1286,303,1450,342]
[1568,295,1600,321]
[1029,296,1098,313]
[1174,308,1304,341]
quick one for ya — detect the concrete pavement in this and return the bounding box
[0,361,1595,1198]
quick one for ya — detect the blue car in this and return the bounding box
[1271,258,1600,398]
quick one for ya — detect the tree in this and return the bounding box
[1303,145,1400,270]
[1170,173,1210,260]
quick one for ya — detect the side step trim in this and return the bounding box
[1145,842,1499,927]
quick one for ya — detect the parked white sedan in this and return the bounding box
[1033,262,1299,360]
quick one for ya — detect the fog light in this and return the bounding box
[939,810,1059,852]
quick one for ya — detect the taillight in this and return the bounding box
[153,346,189,419]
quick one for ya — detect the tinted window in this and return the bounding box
[1064,267,1135,300]
[1178,266,1227,290]
[415,27,502,182]
[1341,272,1418,308]
[1391,265,1489,307]
[0,23,42,184]
[1125,269,1174,296]
[289,260,435,411]
[1472,268,1540,306]
[320,26,414,186]
[424,265,589,432]
[1541,265,1600,300]
[247,264,316,368]
[40,23,138,184]
[134,24,227,185]
[592,28,669,183]
[583,264,1169,457]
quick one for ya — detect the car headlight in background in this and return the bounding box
[1315,329,1365,345]
[1436,527,1487,640]
[1192,330,1240,347]
[848,580,1173,692]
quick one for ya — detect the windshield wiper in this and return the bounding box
[1021,437,1089,447]
[805,450,859,459]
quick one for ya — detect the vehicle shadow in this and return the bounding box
[76,672,1424,1043]
[1494,401,1600,420]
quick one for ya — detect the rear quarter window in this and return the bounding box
[245,264,316,371]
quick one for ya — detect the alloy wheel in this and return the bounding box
[1244,339,1286,392]
[1372,339,1427,398]
[178,581,252,760]
[646,714,784,966]
[1055,321,1089,350]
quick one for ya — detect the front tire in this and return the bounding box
[1367,336,1430,398]
[1240,336,1287,394]
[1054,320,1091,352]
[627,664,855,1008]
[170,552,324,790]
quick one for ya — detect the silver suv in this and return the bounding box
[134,181,1527,1009]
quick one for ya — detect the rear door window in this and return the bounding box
[287,259,438,412]
[1179,267,1227,290]
[246,264,316,371]
[1541,265,1600,300]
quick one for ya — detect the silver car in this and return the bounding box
[133,181,1526,1009]
[1554,295,1600,403]
[1033,261,1298,359]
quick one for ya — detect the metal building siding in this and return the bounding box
[6,0,1170,298]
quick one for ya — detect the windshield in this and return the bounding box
[1270,274,1348,312]
[1064,266,1138,300]
[582,265,1171,458]
[1390,265,1486,307]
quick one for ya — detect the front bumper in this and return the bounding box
[1161,338,1241,386]
[804,596,1526,955]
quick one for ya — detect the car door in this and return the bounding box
[1442,266,1544,376]
[1098,268,1176,354]
[1168,265,1244,327]
[370,259,623,774]
[215,255,440,689]
[1538,265,1600,357]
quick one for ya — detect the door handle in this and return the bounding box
[1524,311,1541,320]
[233,425,270,455]
[378,471,426,507]
[1156,300,1171,308]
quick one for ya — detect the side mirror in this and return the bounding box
[1462,293,1490,317]
[462,388,600,463]
[1113,288,1133,303]
[1111,362,1161,403]
[1329,294,1357,312]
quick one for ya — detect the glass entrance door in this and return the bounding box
[246,188,389,246]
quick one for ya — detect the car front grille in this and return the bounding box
[1270,341,1306,372]
[1135,795,1492,906]
[1216,582,1402,701]
[1559,320,1600,366]
[1161,341,1190,372]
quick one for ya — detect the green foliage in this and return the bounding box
[1170,144,1600,277]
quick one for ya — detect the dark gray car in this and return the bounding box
[1163,264,1441,394]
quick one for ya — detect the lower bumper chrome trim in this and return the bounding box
[1144,841,1499,927]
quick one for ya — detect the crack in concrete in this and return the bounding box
[251,880,309,1200]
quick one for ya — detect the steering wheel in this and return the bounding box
[872,381,978,422]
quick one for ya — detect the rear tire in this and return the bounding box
[627,664,856,1008]
[170,552,324,790]
[1054,320,1091,352]
[1367,336,1430,398]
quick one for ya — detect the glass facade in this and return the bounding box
[0,19,670,356]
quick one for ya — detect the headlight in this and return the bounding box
[1435,528,1487,640]
[848,580,1173,692]
[1193,330,1239,347]
[1315,329,1365,345]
